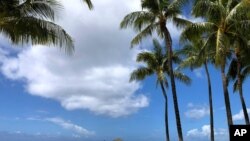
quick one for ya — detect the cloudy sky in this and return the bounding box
[0,0,250,141]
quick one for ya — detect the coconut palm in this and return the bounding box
[227,44,250,125]
[177,39,215,141]
[0,0,74,52]
[181,0,250,130]
[130,39,191,141]
[120,1,189,140]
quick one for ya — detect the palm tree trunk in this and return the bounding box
[161,22,183,141]
[220,62,233,131]
[160,82,170,141]
[204,62,214,141]
[236,52,250,125]
[238,80,250,125]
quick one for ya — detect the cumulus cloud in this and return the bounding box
[46,117,94,136]
[187,125,211,138]
[0,0,149,117]
[185,103,210,119]
[186,125,228,141]
[233,108,250,121]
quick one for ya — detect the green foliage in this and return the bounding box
[0,0,74,53]
[130,39,191,87]
[182,0,250,66]
[120,0,189,47]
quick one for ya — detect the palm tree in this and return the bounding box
[0,0,74,52]
[227,45,250,125]
[177,39,215,141]
[181,0,250,130]
[120,1,189,140]
[130,39,191,141]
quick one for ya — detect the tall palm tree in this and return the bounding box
[227,45,250,125]
[130,39,191,141]
[120,1,189,140]
[0,0,74,52]
[177,39,215,141]
[181,0,250,130]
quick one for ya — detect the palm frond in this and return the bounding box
[136,51,157,68]
[173,71,191,85]
[168,0,187,15]
[131,23,159,47]
[141,0,159,14]
[120,11,155,31]
[233,80,239,92]
[192,0,225,20]
[226,0,250,22]
[227,59,238,83]
[1,16,74,53]
[241,65,250,81]
[180,22,216,43]
[172,17,192,29]
[17,0,61,20]
[83,0,93,9]
[130,67,154,82]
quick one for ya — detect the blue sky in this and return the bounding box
[0,0,250,141]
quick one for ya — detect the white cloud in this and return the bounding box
[26,116,94,137]
[185,104,209,119]
[0,0,150,117]
[194,68,204,78]
[187,125,210,138]
[233,108,250,121]
[187,125,228,141]
[46,117,94,136]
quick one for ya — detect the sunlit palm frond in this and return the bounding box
[17,0,61,20]
[180,22,216,42]
[130,67,154,82]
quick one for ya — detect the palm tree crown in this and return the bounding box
[181,0,250,131]
[131,39,191,85]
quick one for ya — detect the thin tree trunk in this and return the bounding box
[238,81,250,125]
[204,62,214,141]
[221,63,233,131]
[161,22,183,141]
[160,82,170,141]
[236,51,250,125]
